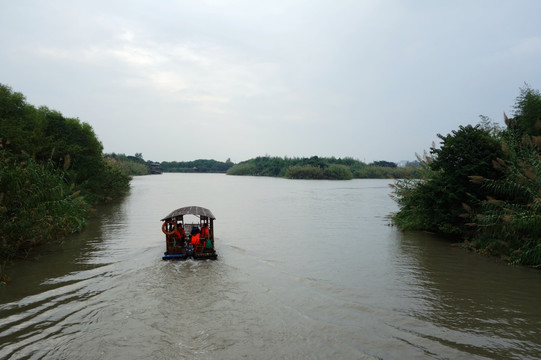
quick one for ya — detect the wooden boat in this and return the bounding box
[160,206,217,260]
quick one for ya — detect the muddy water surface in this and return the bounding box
[1,174,540,359]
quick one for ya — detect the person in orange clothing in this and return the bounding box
[190,231,200,245]
[175,223,185,240]
[201,224,209,238]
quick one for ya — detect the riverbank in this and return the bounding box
[0,84,131,273]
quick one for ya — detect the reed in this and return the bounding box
[0,151,89,266]
[470,131,541,265]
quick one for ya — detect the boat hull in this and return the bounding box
[162,250,218,261]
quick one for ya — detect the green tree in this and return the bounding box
[509,84,541,136]
[430,125,503,190]
[393,124,503,235]
[0,85,48,158]
[40,108,104,185]
[371,160,397,168]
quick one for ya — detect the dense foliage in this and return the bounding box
[470,129,541,265]
[509,86,541,136]
[161,159,233,173]
[392,85,541,267]
[285,164,354,180]
[0,84,131,269]
[105,153,153,176]
[0,151,89,259]
[227,156,419,180]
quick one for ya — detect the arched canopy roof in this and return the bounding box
[160,206,216,221]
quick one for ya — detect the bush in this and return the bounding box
[284,165,324,179]
[323,164,353,180]
[226,162,257,175]
[468,131,541,266]
[0,151,89,259]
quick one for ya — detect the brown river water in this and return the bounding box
[1,174,540,359]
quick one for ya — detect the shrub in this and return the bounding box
[284,165,324,179]
[323,164,353,180]
[0,151,89,259]
[226,162,257,175]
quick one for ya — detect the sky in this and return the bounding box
[1,1,540,164]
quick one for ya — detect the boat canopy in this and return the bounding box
[160,206,216,221]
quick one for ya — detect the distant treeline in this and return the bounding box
[392,85,541,267]
[0,84,131,273]
[226,156,420,180]
[161,159,234,173]
[119,156,417,179]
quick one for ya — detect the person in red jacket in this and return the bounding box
[175,223,185,240]
[190,231,200,245]
[201,224,209,238]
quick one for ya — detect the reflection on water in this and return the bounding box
[1,174,540,359]
[393,232,541,359]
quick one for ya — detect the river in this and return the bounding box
[1,173,540,359]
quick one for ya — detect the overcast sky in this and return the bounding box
[1,1,540,163]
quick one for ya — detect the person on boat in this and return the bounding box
[174,223,185,240]
[201,224,209,238]
[190,232,200,245]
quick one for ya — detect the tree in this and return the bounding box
[431,125,503,182]
[0,85,48,158]
[371,160,397,168]
[393,124,503,235]
[430,125,504,231]
[39,107,105,189]
[509,84,541,136]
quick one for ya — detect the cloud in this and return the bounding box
[111,46,164,67]
[1,0,540,163]
[511,36,541,57]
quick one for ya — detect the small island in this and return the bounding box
[226,156,419,180]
